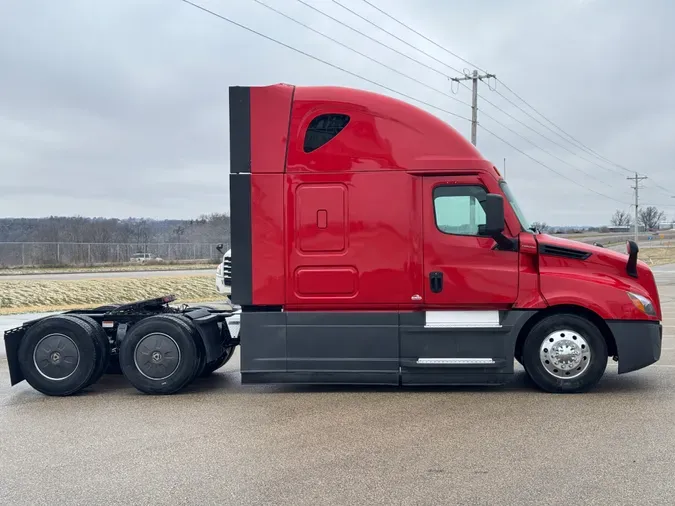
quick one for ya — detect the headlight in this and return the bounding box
[627,292,656,316]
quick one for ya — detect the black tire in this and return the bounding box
[200,346,236,377]
[119,315,201,395]
[70,315,111,387]
[522,314,608,393]
[17,315,98,396]
[167,314,206,381]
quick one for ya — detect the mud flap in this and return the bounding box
[3,326,27,386]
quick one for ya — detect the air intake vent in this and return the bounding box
[539,244,591,260]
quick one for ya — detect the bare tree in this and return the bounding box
[638,206,665,230]
[610,209,632,227]
[173,225,186,243]
[530,221,549,233]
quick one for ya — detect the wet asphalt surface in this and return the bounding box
[1,271,675,505]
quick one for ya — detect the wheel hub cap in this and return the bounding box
[134,333,181,380]
[540,330,591,379]
[33,333,80,381]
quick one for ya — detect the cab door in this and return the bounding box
[399,175,520,385]
[422,175,518,307]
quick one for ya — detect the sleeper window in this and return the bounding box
[433,185,488,236]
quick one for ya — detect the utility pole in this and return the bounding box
[503,157,506,179]
[627,172,648,242]
[451,70,496,146]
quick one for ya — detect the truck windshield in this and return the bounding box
[499,181,531,232]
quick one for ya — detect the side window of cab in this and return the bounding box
[433,185,488,236]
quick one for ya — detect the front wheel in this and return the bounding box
[522,314,608,393]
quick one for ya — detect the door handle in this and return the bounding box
[429,271,443,293]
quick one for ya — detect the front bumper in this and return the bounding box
[607,320,662,374]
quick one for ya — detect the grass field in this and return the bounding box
[0,275,220,315]
[639,247,675,266]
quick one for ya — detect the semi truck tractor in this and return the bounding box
[3,83,662,396]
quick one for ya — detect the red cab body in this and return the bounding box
[228,84,662,390]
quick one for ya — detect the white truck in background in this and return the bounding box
[215,244,232,296]
[215,244,240,342]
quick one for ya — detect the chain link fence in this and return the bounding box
[0,242,228,267]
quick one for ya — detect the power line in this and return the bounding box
[294,0,451,82]
[490,87,675,200]
[355,0,675,195]
[290,0,619,189]
[181,0,630,206]
[478,110,619,188]
[178,0,471,123]
[475,92,631,179]
[249,0,470,110]
[489,87,633,175]
[496,79,640,173]
[640,181,675,201]
[300,0,625,189]
[358,0,488,74]
[493,86,675,198]
[330,0,463,76]
[481,125,629,205]
[355,0,636,178]
[327,0,630,180]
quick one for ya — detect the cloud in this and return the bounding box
[1,0,674,225]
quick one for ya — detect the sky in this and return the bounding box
[1,0,674,225]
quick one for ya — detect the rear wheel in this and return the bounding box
[70,315,111,387]
[119,315,201,395]
[522,314,608,393]
[17,315,98,396]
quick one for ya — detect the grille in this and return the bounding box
[223,256,232,285]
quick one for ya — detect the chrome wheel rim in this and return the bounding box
[539,329,591,379]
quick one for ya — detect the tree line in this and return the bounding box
[527,206,670,235]
[0,214,231,246]
[610,207,669,230]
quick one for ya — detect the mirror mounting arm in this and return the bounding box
[492,233,518,252]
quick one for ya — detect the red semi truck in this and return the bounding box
[3,84,663,396]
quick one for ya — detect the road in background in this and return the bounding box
[1,272,674,504]
[0,269,213,281]
[560,229,675,246]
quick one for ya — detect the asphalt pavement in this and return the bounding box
[1,273,675,505]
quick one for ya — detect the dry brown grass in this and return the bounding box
[0,263,218,277]
[0,275,220,315]
[639,247,675,267]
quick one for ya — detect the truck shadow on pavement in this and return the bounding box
[3,365,665,404]
[85,365,666,397]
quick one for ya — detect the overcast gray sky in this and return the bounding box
[1,0,674,225]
